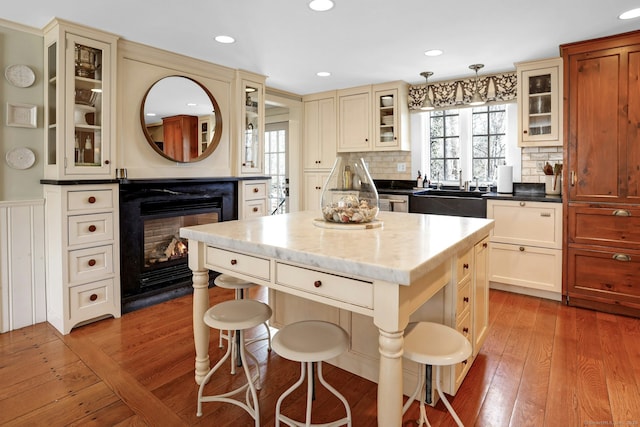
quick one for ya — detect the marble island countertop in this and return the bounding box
[180,210,494,286]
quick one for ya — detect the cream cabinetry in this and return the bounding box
[337,81,410,153]
[237,71,266,175]
[43,183,121,334]
[303,92,337,170]
[487,200,562,299]
[239,179,270,219]
[516,57,563,147]
[337,85,371,152]
[303,172,330,211]
[43,19,118,180]
[473,237,489,356]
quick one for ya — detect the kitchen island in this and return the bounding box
[180,210,493,426]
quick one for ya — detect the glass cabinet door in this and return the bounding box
[241,81,263,174]
[375,89,397,149]
[66,34,111,175]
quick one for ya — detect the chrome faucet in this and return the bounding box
[436,172,442,190]
[474,176,480,192]
[459,170,463,190]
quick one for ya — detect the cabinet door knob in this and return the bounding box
[104,160,110,165]
[252,207,259,212]
[88,259,96,267]
[88,196,96,204]
[463,296,469,303]
[463,263,469,269]
[519,201,526,207]
[253,188,259,193]
[89,293,98,301]
[482,242,488,248]
[463,327,469,334]
[519,246,525,252]
[612,253,631,262]
[230,259,237,265]
[88,225,97,232]
[314,280,322,288]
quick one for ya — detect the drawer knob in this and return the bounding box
[253,188,259,193]
[88,259,96,267]
[519,201,526,207]
[612,253,631,262]
[613,209,631,217]
[253,207,259,212]
[463,263,469,269]
[230,259,238,265]
[462,359,468,365]
[519,246,525,252]
[463,296,469,303]
[314,280,322,288]
[104,160,110,165]
[89,293,98,301]
[463,327,469,334]
[88,196,96,204]
[88,225,97,232]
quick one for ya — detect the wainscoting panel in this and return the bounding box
[0,200,46,333]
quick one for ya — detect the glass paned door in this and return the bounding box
[265,122,288,214]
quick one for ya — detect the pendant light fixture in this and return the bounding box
[468,64,485,106]
[420,71,435,111]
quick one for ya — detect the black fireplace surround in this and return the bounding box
[119,179,238,313]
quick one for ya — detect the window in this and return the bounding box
[420,102,518,185]
[264,123,288,214]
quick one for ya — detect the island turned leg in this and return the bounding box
[378,329,404,426]
[192,268,210,384]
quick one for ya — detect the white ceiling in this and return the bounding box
[3,1,640,96]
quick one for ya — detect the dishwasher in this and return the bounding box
[378,194,409,212]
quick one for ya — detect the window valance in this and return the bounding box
[408,71,517,110]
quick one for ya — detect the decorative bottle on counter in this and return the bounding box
[321,157,379,223]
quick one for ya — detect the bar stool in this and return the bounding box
[402,322,472,427]
[272,320,352,427]
[215,274,272,374]
[196,299,272,426]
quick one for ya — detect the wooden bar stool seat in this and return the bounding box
[402,322,472,427]
[272,320,352,427]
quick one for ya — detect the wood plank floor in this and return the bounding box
[2,287,640,426]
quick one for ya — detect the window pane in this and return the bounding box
[445,137,460,157]
[490,135,505,157]
[473,113,487,134]
[472,136,488,157]
[445,159,460,180]
[430,160,444,180]
[472,158,487,180]
[431,139,443,158]
[489,111,506,133]
[444,115,459,136]
[430,116,444,137]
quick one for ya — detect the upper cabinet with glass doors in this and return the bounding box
[516,57,563,147]
[44,19,118,179]
[236,70,265,175]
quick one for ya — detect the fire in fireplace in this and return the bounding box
[119,179,238,313]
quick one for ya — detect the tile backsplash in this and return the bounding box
[520,146,563,183]
[343,151,413,180]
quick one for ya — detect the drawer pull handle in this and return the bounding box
[540,212,551,217]
[230,259,238,265]
[314,280,322,288]
[89,293,98,302]
[519,246,525,252]
[252,207,259,212]
[613,209,631,217]
[88,196,96,204]
[88,225,97,232]
[463,263,469,269]
[253,188,259,193]
[463,327,469,334]
[612,253,631,262]
[88,259,96,267]
[463,296,469,303]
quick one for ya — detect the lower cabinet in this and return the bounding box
[43,183,121,334]
[303,171,330,211]
[239,179,270,219]
[269,237,489,400]
[487,200,562,300]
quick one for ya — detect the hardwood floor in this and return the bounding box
[2,287,640,426]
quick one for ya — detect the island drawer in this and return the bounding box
[206,247,270,281]
[456,247,473,284]
[275,262,373,309]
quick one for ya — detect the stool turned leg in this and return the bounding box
[435,365,464,427]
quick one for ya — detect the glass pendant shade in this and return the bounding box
[468,64,485,106]
[420,71,435,111]
[321,157,379,223]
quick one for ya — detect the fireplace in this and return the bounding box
[119,179,237,312]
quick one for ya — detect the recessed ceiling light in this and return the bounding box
[146,113,156,117]
[215,35,235,44]
[309,0,334,12]
[316,71,331,77]
[619,8,640,19]
[186,103,197,107]
[424,49,444,57]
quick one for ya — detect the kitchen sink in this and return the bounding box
[409,192,487,218]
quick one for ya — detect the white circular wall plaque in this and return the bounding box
[4,64,36,88]
[5,147,36,170]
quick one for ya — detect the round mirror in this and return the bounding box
[140,76,222,162]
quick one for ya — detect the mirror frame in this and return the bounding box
[140,75,223,163]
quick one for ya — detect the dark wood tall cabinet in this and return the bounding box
[162,114,198,162]
[561,30,640,317]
